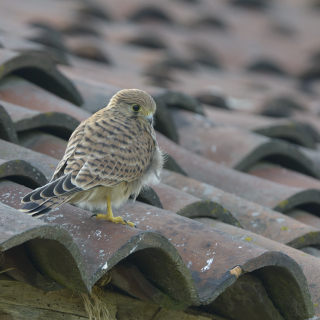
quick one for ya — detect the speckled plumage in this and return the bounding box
[20,89,164,224]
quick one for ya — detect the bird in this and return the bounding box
[20,89,164,227]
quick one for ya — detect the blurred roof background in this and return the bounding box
[1,0,320,319]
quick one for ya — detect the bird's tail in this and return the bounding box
[20,196,70,217]
[20,173,78,217]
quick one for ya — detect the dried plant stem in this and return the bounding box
[81,273,114,320]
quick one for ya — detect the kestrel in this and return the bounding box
[20,89,164,227]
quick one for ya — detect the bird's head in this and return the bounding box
[108,89,156,125]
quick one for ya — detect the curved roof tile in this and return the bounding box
[0,48,82,105]
[1,0,320,317]
[157,133,320,217]
[0,100,79,137]
[171,108,320,178]
[161,169,320,250]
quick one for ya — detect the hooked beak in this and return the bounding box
[144,114,153,125]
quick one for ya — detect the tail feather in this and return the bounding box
[20,173,84,218]
[21,182,58,203]
[54,175,71,195]
[20,197,69,217]
[63,174,78,192]
[21,174,79,204]
[39,180,60,198]
[30,187,47,202]
[20,202,43,213]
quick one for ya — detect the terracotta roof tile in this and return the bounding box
[1,178,307,315]
[0,48,82,105]
[0,139,57,181]
[1,0,320,318]
[248,163,320,189]
[0,104,18,143]
[152,182,241,227]
[204,105,318,148]
[199,218,320,317]
[0,103,315,318]
[157,133,320,213]
[0,30,68,65]
[0,76,87,121]
[161,169,320,248]
[171,108,319,177]
[1,100,79,137]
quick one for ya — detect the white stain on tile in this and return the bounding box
[251,212,261,217]
[201,256,214,272]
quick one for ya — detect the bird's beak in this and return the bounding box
[144,114,153,125]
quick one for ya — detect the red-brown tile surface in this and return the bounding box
[171,108,319,178]
[157,133,320,215]
[249,163,320,190]
[2,179,311,316]
[0,77,89,122]
[161,169,320,249]
[0,100,79,137]
[204,105,317,148]
[0,48,82,105]
[196,218,320,316]
[1,0,320,318]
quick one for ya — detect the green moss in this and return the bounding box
[0,161,20,177]
[0,65,5,78]
[278,200,289,208]
[211,208,218,215]
[298,236,306,244]
[254,266,313,319]
[0,164,5,176]
[198,200,211,207]
[308,231,318,238]
[157,292,189,311]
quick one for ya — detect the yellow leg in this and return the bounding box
[96,195,135,227]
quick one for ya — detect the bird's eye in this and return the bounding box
[132,104,141,112]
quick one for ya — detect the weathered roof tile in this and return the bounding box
[204,105,318,148]
[157,132,320,216]
[161,169,320,249]
[0,76,87,121]
[0,48,82,105]
[1,0,320,318]
[0,100,79,137]
[171,108,319,177]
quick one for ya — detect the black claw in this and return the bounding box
[90,214,97,218]
[123,219,127,224]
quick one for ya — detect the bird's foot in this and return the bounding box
[94,213,136,228]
